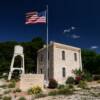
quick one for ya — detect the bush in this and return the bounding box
[75,76,82,84]
[28,86,42,95]
[93,75,100,80]
[14,88,21,92]
[58,88,73,95]
[78,80,87,89]
[48,90,58,96]
[3,96,11,100]
[48,79,58,89]
[35,93,47,99]
[66,77,75,84]
[18,97,26,100]
[83,71,93,82]
[8,81,16,88]
[57,84,65,89]
[0,85,7,89]
[68,84,74,89]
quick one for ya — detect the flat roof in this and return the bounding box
[38,41,81,52]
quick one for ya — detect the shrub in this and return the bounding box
[48,90,58,96]
[97,80,100,83]
[78,80,87,89]
[66,77,75,84]
[75,76,82,84]
[48,79,58,89]
[18,97,26,100]
[93,75,100,81]
[57,84,65,89]
[0,85,7,89]
[58,88,73,95]
[13,88,21,92]
[35,93,47,99]
[8,81,16,88]
[27,88,33,95]
[28,86,42,95]
[3,96,11,100]
[68,84,74,89]
[83,71,93,82]
[4,90,11,94]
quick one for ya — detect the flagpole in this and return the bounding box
[46,5,49,82]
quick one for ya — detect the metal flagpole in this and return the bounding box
[46,5,49,82]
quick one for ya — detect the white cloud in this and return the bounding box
[71,34,80,39]
[90,46,99,49]
[71,26,76,30]
[63,26,76,34]
[64,29,71,33]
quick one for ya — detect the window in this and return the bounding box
[62,67,66,77]
[40,54,43,62]
[62,51,65,60]
[74,53,77,61]
[40,68,42,74]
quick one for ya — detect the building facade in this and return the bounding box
[37,41,82,84]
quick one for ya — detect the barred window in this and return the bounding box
[62,67,66,77]
[74,53,77,61]
[62,51,65,60]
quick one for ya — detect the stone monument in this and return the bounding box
[8,45,25,80]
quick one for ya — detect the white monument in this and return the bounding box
[8,45,25,80]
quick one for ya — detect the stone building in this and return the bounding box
[37,41,82,84]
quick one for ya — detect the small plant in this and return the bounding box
[78,80,87,89]
[68,84,74,89]
[14,88,21,92]
[4,90,11,94]
[35,93,47,99]
[66,77,75,84]
[8,81,16,88]
[97,80,100,83]
[28,86,42,95]
[57,84,65,89]
[0,85,7,89]
[48,79,58,89]
[3,96,11,100]
[18,97,26,100]
[48,90,58,96]
[58,88,73,95]
[83,71,93,82]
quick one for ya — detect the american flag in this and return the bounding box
[25,11,46,24]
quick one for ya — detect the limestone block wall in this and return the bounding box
[53,44,82,84]
[20,74,44,91]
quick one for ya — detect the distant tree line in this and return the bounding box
[0,37,44,75]
[0,37,100,76]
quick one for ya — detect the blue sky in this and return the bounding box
[0,0,100,53]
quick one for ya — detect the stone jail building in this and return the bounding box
[37,41,82,84]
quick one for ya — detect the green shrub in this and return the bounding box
[83,71,93,82]
[97,80,100,83]
[28,86,42,95]
[0,85,7,89]
[8,81,16,88]
[4,90,11,94]
[35,93,47,98]
[58,88,73,95]
[48,79,58,89]
[48,90,58,96]
[27,88,33,95]
[57,84,65,89]
[68,84,74,89]
[3,96,11,100]
[14,88,21,92]
[18,97,26,100]
[93,75,100,80]
[78,80,87,89]
[66,77,75,84]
